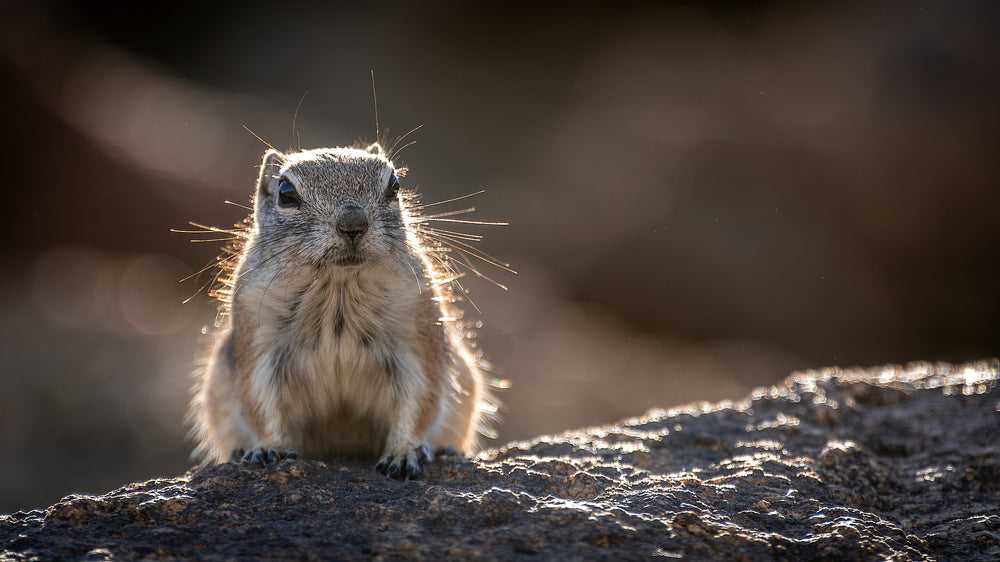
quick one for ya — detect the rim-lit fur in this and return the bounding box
[188,144,491,466]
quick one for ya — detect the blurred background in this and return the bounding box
[1,0,998,512]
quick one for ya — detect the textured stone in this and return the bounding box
[2,359,998,560]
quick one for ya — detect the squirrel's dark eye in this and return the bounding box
[277,179,301,208]
[384,174,400,201]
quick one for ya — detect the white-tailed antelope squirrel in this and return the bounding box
[188,142,500,479]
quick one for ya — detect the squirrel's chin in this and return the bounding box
[332,254,367,267]
[322,246,370,267]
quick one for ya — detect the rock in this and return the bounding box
[2,359,999,560]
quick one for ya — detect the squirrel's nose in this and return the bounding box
[336,205,369,243]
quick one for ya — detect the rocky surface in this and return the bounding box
[2,359,999,560]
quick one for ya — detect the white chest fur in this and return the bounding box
[243,265,428,458]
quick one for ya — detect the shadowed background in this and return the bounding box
[1,1,998,513]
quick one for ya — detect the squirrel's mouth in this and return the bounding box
[323,246,368,267]
[335,255,366,266]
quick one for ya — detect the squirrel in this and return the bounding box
[187,142,501,479]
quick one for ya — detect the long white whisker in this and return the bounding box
[172,221,241,235]
[422,228,483,242]
[390,139,418,160]
[417,207,477,220]
[451,277,481,314]
[187,237,239,243]
[411,190,486,209]
[421,233,516,273]
[455,253,510,291]
[388,124,424,161]
[243,125,276,151]
[423,217,510,226]
[180,252,239,284]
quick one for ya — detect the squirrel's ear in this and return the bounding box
[365,142,383,156]
[256,149,285,196]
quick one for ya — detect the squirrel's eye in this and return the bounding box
[384,174,400,201]
[277,179,302,208]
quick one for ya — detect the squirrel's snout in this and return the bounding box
[337,205,369,243]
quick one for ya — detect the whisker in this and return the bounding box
[390,139,418,161]
[451,277,482,314]
[225,200,253,211]
[421,233,516,273]
[422,227,483,242]
[404,256,423,295]
[179,253,238,283]
[243,125,276,151]
[187,237,238,243]
[371,71,380,142]
[425,241,510,292]
[292,89,311,152]
[182,268,224,305]
[172,221,241,235]
[423,217,510,227]
[182,280,212,305]
[170,229,233,235]
[388,124,424,161]
[417,207,477,220]
[455,254,510,291]
[181,251,239,302]
[411,190,486,209]
[172,211,253,308]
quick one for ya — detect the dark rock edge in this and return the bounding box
[2,359,999,561]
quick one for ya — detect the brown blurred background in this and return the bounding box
[1,1,998,513]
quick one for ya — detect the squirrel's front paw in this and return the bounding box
[232,446,298,467]
[375,443,433,480]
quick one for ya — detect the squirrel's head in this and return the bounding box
[249,144,408,270]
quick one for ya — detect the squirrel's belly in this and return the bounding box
[292,404,392,459]
[274,339,399,460]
